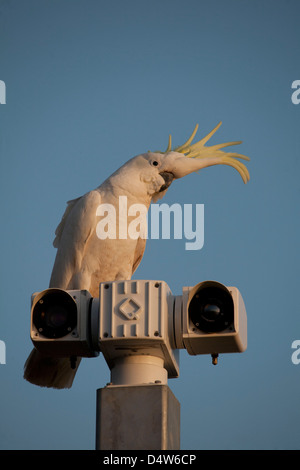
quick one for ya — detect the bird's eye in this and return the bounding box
[152,160,159,166]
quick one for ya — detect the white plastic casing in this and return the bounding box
[93,280,179,380]
[30,280,247,385]
[30,288,98,357]
[180,282,247,356]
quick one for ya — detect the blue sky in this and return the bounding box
[0,0,299,450]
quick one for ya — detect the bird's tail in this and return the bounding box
[24,348,81,389]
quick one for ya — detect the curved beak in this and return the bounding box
[159,171,174,192]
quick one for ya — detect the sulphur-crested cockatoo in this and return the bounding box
[24,122,250,388]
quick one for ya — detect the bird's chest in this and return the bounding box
[84,234,138,269]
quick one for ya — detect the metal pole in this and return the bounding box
[95,383,180,450]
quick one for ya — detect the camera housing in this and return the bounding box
[30,288,98,357]
[92,280,180,381]
[29,280,247,381]
[177,280,247,356]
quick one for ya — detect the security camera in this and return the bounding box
[29,280,247,382]
[30,288,99,358]
[173,280,247,359]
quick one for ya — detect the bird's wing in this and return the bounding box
[49,190,102,289]
[53,196,82,248]
[132,236,147,275]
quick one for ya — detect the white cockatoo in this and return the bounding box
[24,122,250,388]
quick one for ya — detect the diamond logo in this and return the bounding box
[118,297,142,320]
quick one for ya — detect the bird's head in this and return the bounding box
[110,122,250,203]
[144,122,250,202]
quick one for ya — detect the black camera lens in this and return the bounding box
[33,290,77,338]
[189,285,234,333]
[47,306,69,328]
